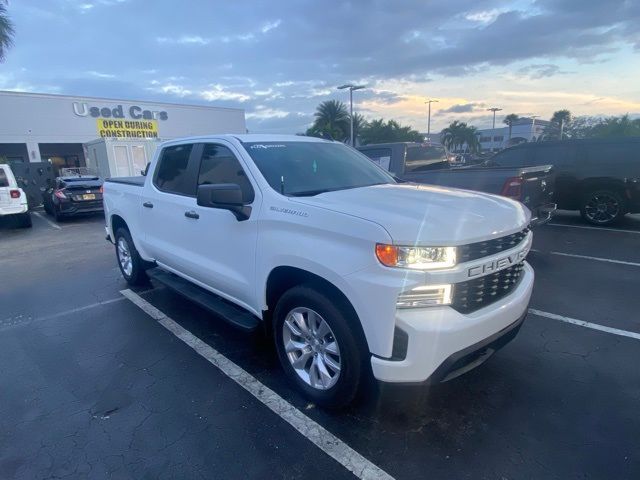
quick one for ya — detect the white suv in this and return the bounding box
[0,164,32,228]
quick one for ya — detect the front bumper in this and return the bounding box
[530,202,557,227]
[371,262,534,383]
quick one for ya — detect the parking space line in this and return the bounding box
[32,211,61,230]
[529,308,640,341]
[120,288,394,480]
[548,251,640,267]
[0,287,160,330]
[547,223,640,234]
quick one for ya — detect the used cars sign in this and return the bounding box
[72,102,168,121]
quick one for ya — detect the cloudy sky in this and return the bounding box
[2,0,639,133]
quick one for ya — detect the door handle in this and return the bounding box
[184,210,199,219]
[143,201,154,208]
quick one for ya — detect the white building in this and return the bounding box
[0,91,246,175]
[476,117,550,152]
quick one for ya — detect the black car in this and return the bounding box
[485,138,640,225]
[42,176,104,221]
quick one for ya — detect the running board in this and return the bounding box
[146,268,260,333]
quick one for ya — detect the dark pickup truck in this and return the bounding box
[358,142,556,226]
[483,138,640,225]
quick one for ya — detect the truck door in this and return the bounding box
[183,142,260,309]
[139,142,200,268]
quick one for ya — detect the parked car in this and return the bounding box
[42,175,104,221]
[358,142,556,226]
[0,163,32,228]
[483,138,640,225]
[104,135,534,407]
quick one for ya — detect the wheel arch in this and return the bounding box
[579,177,628,211]
[263,266,368,351]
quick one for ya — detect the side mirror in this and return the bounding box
[197,183,251,221]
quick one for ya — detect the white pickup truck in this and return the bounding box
[0,164,32,228]
[104,135,534,407]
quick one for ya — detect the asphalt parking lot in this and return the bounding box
[1,210,639,480]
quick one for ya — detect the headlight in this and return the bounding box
[376,244,457,270]
[397,284,452,308]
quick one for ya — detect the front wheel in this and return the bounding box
[273,285,366,408]
[580,189,625,226]
[114,228,148,286]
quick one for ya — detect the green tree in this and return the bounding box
[351,112,368,145]
[503,113,519,140]
[0,1,14,62]
[359,118,423,145]
[588,115,640,138]
[544,109,572,140]
[441,121,481,153]
[305,100,350,141]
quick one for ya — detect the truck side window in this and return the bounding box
[197,144,255,203]
[489,149,530,167]
[154,144,194,195]
[360,148,392,171]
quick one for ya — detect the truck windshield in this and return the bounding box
[243,141,395,196]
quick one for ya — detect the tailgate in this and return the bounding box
[519,165,555,210]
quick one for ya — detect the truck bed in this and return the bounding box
[105,176,145,186]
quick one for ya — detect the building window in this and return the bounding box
[493,136,504,142]
[479,136,492,143]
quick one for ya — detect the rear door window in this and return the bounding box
[360,148,392,171]
[489,148,531,167]
[530,145,575,168]
[0,168,9,188]
[197,144,255,203]
[153,144,195,195]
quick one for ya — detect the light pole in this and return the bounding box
[487,107,502,130]
[337,84,365,146]
[530,115,540,141]
[425,99,439,141]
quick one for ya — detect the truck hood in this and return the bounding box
[291,183,530,245]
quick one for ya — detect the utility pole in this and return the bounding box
[337,84,366,146]
[425,99,439,141]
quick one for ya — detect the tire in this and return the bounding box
[18,213,32,228]
[580,189,626,226]
[53,207,63,222]
[114,227,149,286]
[273,285,366,408]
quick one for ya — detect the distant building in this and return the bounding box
[476,117,550,153]
[433,117,551,154]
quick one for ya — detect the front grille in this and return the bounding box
[452,262,525,314]
[458,228,529,263]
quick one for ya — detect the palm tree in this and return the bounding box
[306,100,350,141]
[441,121,481,153]
[503,114,519,140]
[359,118,422,145]
[550,109,572,139]
[0,1,14,62]
[350,112,368,145]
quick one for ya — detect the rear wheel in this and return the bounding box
[273,285,366,408]
[114,228,148,286]
[580,189,625,226]
[18,213,32,228]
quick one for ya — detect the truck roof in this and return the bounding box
[162,134,332,145]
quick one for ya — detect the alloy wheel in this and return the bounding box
[282,307,342,390]
[117,237,133,277]
[584,193,620,224]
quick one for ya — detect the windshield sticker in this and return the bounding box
[250,144,286,149]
